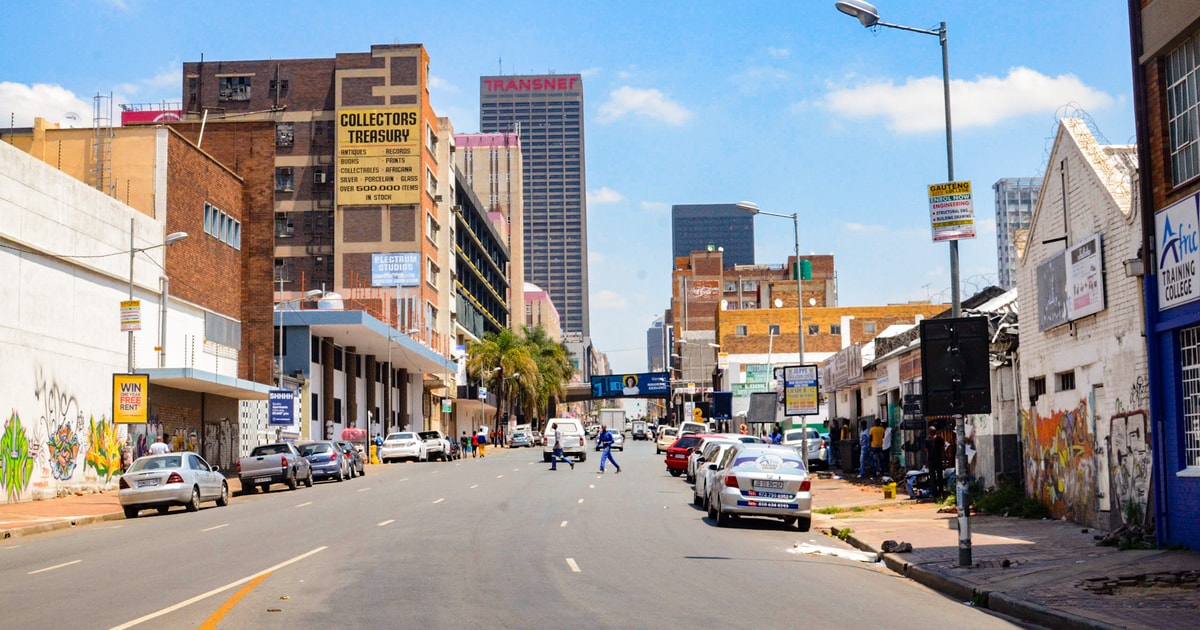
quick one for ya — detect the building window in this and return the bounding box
[768,324,780,336]
[808,324,819,335]
[426,213,440,242]
[864,322,876,334]
[736,325,748,336]
[276,122,294,147]
[1181,325,1200,468]
[830,324,841,335]
[1029,376,1047,400]
[218,76,251,101]
[203,202,241,250]
[275,167,294,192]
[1056,370,1076,392]
[427,257,440,286]
[1167,31,1200,186]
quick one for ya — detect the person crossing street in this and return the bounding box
[597,424,621,474]
[548,423,575,471]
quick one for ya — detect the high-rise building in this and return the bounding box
[646,317,666,372]
[480,74,589,336]
[672,204,755,266]
[993,177,1042,289]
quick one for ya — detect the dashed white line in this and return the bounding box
[560,521,568,528]
[470,484,479,489]
[431,470,439,474]
[513,468,520,472]
[357,487,371,492]
[433,498,445,504]
[589,484,595,489]
[496,474,504,479]
[378,520,395,527]
[399,478,409,482]
[577,499,584,504]
[28,559,80,575]
[295,501,312,508]
[1,545,21,550]
[201,524,228,532]
[566,558,581,573]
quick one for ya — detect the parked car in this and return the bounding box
[510,431,533,448]
[656,427,678,454]
[119,453,229,518]
[781,428,828,470]
[532,431,544,446]
[542,418,587,462]
[237,442,313,493]
[594,429,625,451]
[335,440,366,477]
[707,442,813,531]
[687,435,737,483]
[380,432,427,463]
[299,440,352,482]
[418,430,450,461]
[693,441,737,510]
[664,434,707,477]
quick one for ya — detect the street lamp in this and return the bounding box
[128,218,187,373]
[836,0,971,567]
[736,201,807,460]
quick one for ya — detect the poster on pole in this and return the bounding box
[269,390,296,426]
[783,364,819,416]
[113,374,149,423]
[928,181,976,242]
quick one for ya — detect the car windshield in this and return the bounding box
[733,451,805,471]
[129,455,182,471]
[301,443,332,455]
[388,433,416,440]
[253,444,291,455]
[418,431,439,440]
[674,436,702,449]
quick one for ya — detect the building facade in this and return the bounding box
[672,203,755,266]
[480,74,589,337]
[993,177,1042,289]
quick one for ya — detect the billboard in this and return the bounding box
[337,108,420,206]
[928,180,976,242]
[1156,194,1200,311]
[269,390,295,426]
[590,373,671,398]
[113,374,149,424]
[120,109,182,125]
[372,252,421,287]
[1037,233,1107,331]
[783,365,819,416]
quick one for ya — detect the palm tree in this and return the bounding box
[466,328,537,429]
[522,325,576,423]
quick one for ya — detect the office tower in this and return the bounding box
[993,177,1042,289]
[480,74,589,336]
[671,204,755,266]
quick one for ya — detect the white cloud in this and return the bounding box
[579,67,603,78]
[731,66,791,93]
[843,222,886,232]
[591,289,629,309]
[589,251,608,264]
[0,82,95,127]
[598,86,693,126]
[588,186,625,204]
[640,201,669,212]
[429,74,459,94]
[768,47,790,59]
[823,66,1114,133]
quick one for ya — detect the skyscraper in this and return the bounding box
[671,204,755,266]
[993,177,1042,289]
[480,74,589,336]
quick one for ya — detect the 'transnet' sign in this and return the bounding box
[482,75,580,93]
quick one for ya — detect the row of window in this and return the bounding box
[203,202,241,249]
[1028,371,1076,399]
[731,322,878,337]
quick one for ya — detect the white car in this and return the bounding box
[693,441,737,510]
[781,428,828,470]
[380,431,428,463]
[686,436,736,483]
[656,427,678,454]
[119,453,230,517]
[543,418,587,462]
[708,443,813,531]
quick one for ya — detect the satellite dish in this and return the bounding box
[720,299,728,310]
[773,298,783,308]
[809,298,817,306]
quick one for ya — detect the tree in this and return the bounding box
[466,328,537,429]
[522,325,576,423]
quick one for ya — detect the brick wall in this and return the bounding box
[717,303,948,355]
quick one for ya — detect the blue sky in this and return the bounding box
[2,1,1136,374]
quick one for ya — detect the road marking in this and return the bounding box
[433,498,445,504]
[28,559,80,575]
[470,484,479,489]
[108,546,327,630]
[431,470,439,474]
[201,524,229,532]
[357,487,371,492]
[399,478,409,482]
[577,499,584,504]
[198,571,271,630]
[589,484,595,489]
[295,501,312,508]
[496,474,504,479]
[560,521,568,528]
[513,468,520,472]
[566,558,581,573]
[378,520,394,527]
[1,545,21,550]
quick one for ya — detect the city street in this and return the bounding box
[0,441,1024,629]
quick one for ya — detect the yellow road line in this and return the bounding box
[197,571,272,630]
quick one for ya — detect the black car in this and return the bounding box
[334,440,366,478]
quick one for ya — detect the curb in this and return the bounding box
[839,531,1120,630]
[2,511,126,539]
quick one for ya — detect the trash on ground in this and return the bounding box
[790,541,878,563]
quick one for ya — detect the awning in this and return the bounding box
[141,367,274,400]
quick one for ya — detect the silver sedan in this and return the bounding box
[707,443,812,531]
[118,453,230,518]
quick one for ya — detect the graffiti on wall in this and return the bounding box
[1,412,35,503]
[202,418,236,471]
[1020,399,1097,525]
[1108,410,1151,526]
[85,415,123,483]
[34,367,86,482]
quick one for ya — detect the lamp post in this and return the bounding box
[128,218,188,373]
[736,201,806,461]
[836,0,972,567]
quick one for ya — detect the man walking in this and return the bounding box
[476,430,487,457]
[149,434,171,455]
[870,419,886,477]
[597,424,621,474]
[548,423,574,471]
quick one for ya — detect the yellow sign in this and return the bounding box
[337,107,421,206]
[113,373,150,423]
[120,300,141,332]
[693,407,703,419]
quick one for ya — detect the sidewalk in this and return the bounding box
[811,474,1200,630]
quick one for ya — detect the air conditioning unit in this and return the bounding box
[434,194,443,202]
[314,172,327,184]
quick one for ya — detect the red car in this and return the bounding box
[664,433,717,477]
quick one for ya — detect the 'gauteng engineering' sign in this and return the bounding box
[927,180,976,242]
[337,108,420,206]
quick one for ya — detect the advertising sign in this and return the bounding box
[744,363,770,384]
[121,300,141,332]
[269,390,295,426]
[336,107,420,206]
[590,373,671,398]
[783,365,819,416]
[732,382,770,397]
[120,109,182,125]
[1037,233,1107,330]
[372,252,421,287]
[928,180,976,242]
[112,374,149,424]
[1157,194,1200,311]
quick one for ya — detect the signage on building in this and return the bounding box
[732,382,770,397]
[120,109,182,125]
[1156,194,1200,311]
[482,76,580,93]
[336,107,420,206]
[783,364,819,416]
[112,373,149,424]
[1036,233,1107,331]
[590,373,671,398]
[269,390,295,426]
[120,300,141,332]
[371,252,421,287]
[745,363,770,384]
[928,180,976,242]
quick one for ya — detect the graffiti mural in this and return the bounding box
[203,418,236,471]
[84,415,122,483]
[46,424,81,480]
[1020,399,1097,525]
[1,412,34,503]
[33,367,87,482]
[1108,411,1151,526]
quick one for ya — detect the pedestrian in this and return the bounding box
[597,424,621,474]
[462,431,473,458]
[477,430,487,457]
[870,419,886,477]
[858,421,871,478]
[771,425,783,444]
[739,423,748,435]
[548,422,575,471]
[927,425,945,499]
[149,434,171,455]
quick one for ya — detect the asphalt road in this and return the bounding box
[0,440,1023,629]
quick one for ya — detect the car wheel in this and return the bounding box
[797,517,812,532]
[186,486,201,512]
[543,453,551,463]
[579,452,587,463]
[693,490,702,507]
[669,469,682,477]
[716,503,730,528]
[707,498,718,521]
[260,483,271,493]
[336,467,344,482]
[156,506,170,515]
[123,506,139,519]
[216,482,229,507]
[304,469,314,488]
[286,472,298,491]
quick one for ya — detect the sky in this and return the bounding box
[2,1,1137,374]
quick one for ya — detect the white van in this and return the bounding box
[678,420,707,436]
[543,418,587,462]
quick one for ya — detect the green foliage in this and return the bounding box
[466,325,575,425]
[833,527,853,541]
[815,507,844,514]
[973,480,1051,519]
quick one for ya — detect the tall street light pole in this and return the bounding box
[735,201,806,462]
[128,218,188,373]
[836,0,971,567]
